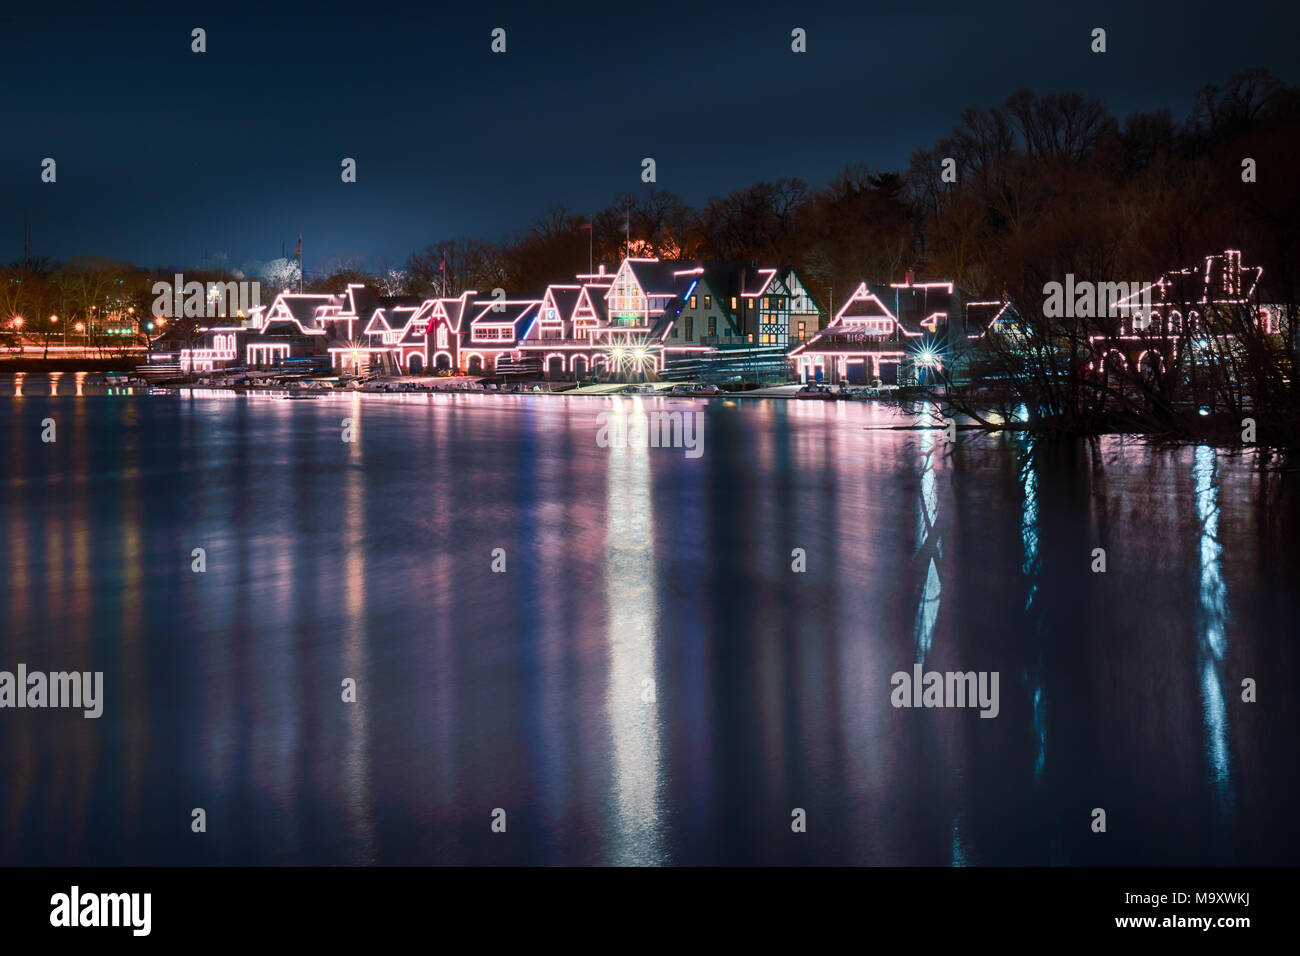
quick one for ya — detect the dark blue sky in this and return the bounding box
[1,0,1295,273]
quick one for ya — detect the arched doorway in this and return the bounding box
[408,353,424,374]
[571,355,588,379]
[1137,350,1164,386]
[435,352,452,370]
[468,354,484,374]
[547,355,565,379]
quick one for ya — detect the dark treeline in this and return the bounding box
[397,69,1298,308]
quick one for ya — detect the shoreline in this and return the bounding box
[3,370,1293,454]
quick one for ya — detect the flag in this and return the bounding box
[438,251,446,272]
[579,220,592,231]
[295,235,302,259]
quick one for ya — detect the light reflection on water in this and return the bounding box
[1193,445,1232,814]
[0,377,1295,865]
[342,392,374,861]
[603,397,665,865]
[1019,438,1047,783]
[913,426,941,665]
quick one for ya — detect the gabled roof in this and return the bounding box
[622,258,688,298]
[574,284,610,323]
[388,306,424,343]
[439,291,477,331]
[362,309,394,336]
[789,279,956,356]
[261,292,340,334]
[836,283,896,323]
[773,266,823,314]
[540,285,583,322]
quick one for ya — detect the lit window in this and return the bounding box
[730,297,737,309]
[690,295,697,309]
[704,296,711,309]
[747,299,754,310]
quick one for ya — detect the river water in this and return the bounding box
[0,372,1296,865]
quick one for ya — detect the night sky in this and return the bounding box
[2,0,1296,273]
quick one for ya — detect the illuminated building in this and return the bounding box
[790,273,958,385]
[177,257,825,381]
[955,250,1283,383]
